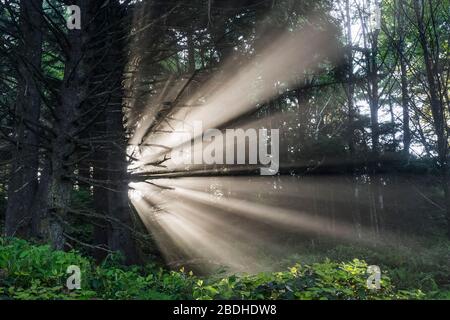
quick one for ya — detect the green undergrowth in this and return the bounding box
[277,238,450,298]
[0,237,442,300]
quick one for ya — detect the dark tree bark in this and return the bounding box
[92,143,109,261]
[89,0,139,264]
[5,0,43,238]
[38,0,90,249]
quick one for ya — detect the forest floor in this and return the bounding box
[0,236,449,300]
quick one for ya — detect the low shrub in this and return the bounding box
[0,238,428,300]
[192,259,424,300]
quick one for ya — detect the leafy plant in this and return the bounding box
[192,259,424,300]
[0,238,434,300]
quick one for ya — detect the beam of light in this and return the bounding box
[130,182,287,272]
[164,186,369,241]
[128,188,144,201]
[126,17,340,168]
[127,75,189,146]
[128,175,421,273]
[128,111,291,173]
[123,8,413,273]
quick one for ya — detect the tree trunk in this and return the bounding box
[103,1,139,264]
[5,0,43,238]
[414,0,449,237]
[92,144,109,261]
[397,0,411,158]
[40,0,89,249]
[344,0,355,156]
[369,30,380,156]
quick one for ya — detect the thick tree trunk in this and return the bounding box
[101,1,139,264]
[30,159,50,238]
[92,145,109,261]
[5,0,43,238]
[39,0,89,249]
[105,122,139,264]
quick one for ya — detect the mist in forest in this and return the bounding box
[0,0,449,300]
